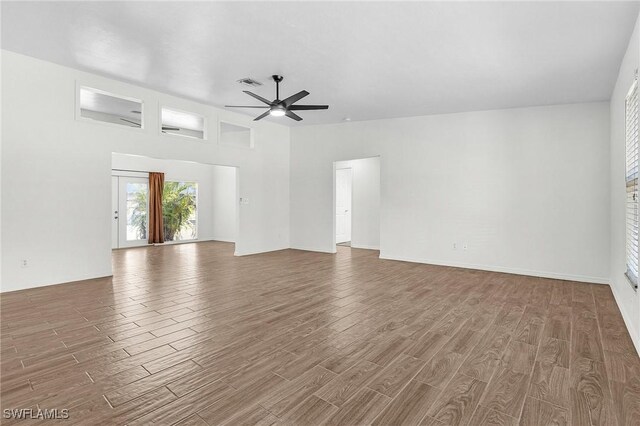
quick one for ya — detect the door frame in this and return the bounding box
[335,167,353,245]
[332,156,381,254]
[111,173,150,249]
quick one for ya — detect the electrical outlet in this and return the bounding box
[453,243,457,250]
[21,259,28,268]
[463,243,468,250]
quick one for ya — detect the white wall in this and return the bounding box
[211,165,238,242]
[335,157,380,250]
[291,102,611,284]
[610,13,640,352]
[1,50,290,292]
[111,153,237,243]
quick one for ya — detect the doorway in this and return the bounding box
[112,175,150,249]
[335,168,353,245]
[111,153,239,252]
[333,157,381,251]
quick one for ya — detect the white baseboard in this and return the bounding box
[234,245,290,257]
[1,270,113,294]
[350,244,380,250]
[608,281,640,355]
[289,245,336,254]
[210,237,236,243]
[378,252,609,285]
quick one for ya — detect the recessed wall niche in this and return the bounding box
[219,121,253,149]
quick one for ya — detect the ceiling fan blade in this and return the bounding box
[281,90,309,107]
[243,91,273,105]
[120,118,141,127]
[285,110,303,121]
[253,110,272,121]
[288,105,329,110]
[225,105,270,108]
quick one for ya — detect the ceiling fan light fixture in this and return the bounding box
[270,106,286,117]
[226,75,328,121]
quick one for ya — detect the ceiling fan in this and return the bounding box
[225,75,328,121]
[120,117,180,132]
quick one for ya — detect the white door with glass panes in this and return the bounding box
[112,176,149,248]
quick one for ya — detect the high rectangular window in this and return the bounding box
[161,107,205,139]
[625,79,639,289]
[79,86,143,128]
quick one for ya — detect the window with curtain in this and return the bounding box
[625,78,639,289]
[162,181,198,241]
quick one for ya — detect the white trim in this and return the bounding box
[210,237,236,243]
[289,245,336,254]
[0,270,113,294]
[234,245,290,257]
[377,252,610,284]
[350,244,380,250]
[609,280,640,355]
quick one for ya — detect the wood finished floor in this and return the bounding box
[1,242,639,425]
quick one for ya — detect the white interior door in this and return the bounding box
[117,176,149,248]
[111,176,119,249]
[336,168,352,244]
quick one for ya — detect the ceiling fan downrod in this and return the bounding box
[272,75,283,101]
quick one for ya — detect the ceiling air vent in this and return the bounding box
[237,77,263,87]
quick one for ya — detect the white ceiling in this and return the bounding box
[2,1,639,126]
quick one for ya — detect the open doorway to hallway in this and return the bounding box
[111,153,238,251]
[333,157,381,251]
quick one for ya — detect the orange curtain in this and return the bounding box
[148,172,164,244]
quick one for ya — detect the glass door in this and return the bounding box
[116,176,149,248]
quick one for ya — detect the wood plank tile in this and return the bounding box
[104,360,201,406]
[2,242,638,424]
[415,350,465,389]
[197,373,287,425]
[129,379,234,425]
[367,354,425,398]
[326,388,391,426]
[479,367,531,418]
[315,360,381,407]
[468,405,518,426]
[501,340,537,374]
[405,331,449,362]
[261,365,337,418]
[609,376,640,426]
[281,395,338,425]
[220,404,279,426]
[372,380,440,426]
[459,326,511,382]
[427,372,487,425]
[570,356,615,426]
[520,396,569,426]
[529,362,570,408]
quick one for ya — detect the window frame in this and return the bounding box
[159,105,208,141]
[625,77,639,291]
[163,179,199,242]
[75,83,145,131]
